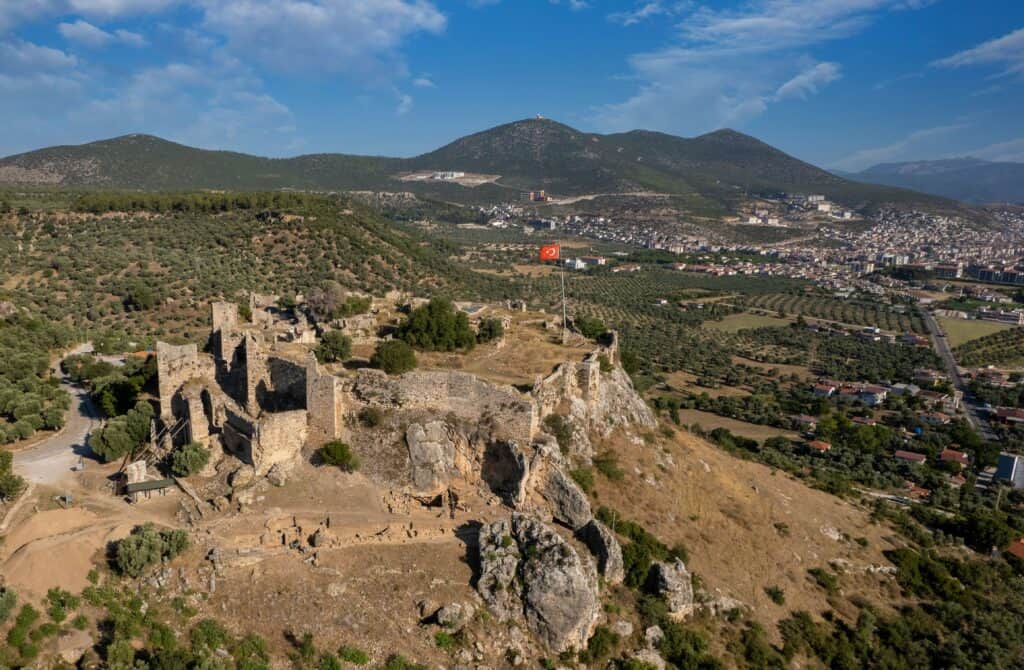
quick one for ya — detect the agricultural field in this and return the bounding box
[676,409,798,441]
[745,292,925,333]
[955,327,1024,368]
[703,312,792,333]
[937,316,1012,348]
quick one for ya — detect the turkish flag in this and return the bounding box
[539,244,560,261]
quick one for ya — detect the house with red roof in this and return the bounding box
[894,450,927,465]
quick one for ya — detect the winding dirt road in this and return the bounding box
[12,348,102,485]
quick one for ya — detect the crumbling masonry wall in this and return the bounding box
[306,354,344,447]
[351,369,538,446]
[156,342,214,419]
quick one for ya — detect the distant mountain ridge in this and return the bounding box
[0,118,958,211]
[850,157,1024,204]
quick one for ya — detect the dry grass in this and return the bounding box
[417,311,594,387]
[677,409,797,441]
[592,427,906,639]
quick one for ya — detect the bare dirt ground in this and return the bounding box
[417,311,594,387]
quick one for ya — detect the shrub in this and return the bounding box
[318,441,360,472]
[476,317,504,343]
[45,588,79,623]
[359,407,383,427]
[338,645,369,665]
[570,467,595,494]
[765,585,786,605]
[808,567,839,596]
[170,442,210,477]
[593,451,624,481]
[543,414,572,454]
[579,626,619,664]
[575,316,606,340]
[115,524,190,577]
[379,655,426,670]
[434,631,457,649]
[371,340,417,375]
[0,588,16,625]
[316,331,352,364]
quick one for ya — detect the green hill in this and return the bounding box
[0,119,963,211]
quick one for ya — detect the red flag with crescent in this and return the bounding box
[539,244,560,261]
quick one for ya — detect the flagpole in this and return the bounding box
[559,241,567,337]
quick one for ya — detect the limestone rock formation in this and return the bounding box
[477,518,522,621]
[576,519,624,585]
[540,466,592,531]
[514,514,600,652]
[477,514,600,652]
[650,559,695,616]
[405,421,458,494]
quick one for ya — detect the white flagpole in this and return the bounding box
[559,242,567,336]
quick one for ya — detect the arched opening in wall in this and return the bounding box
[481,441,526,506]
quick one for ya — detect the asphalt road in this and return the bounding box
[12,349,102,485]
[922,312,997,440]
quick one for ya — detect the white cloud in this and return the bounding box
[0,0,177,31]
[773,61,841,100]
[0,38,77,72]
[965,137,1024,164]
[933,27,1024,77]
[412,76,435,88]
[59,19,113,46]
[549,0,589,10]
[592,0,927,135]
[198,0,446,79]
[831,124,967,171]
[608,1,692,26]
[395,91,413,115]
[114,29,147,46]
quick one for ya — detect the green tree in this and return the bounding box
[115,524,189,577]
[476,317,504,343]
[170,442,210,477]
[316,331,352,363]
[397,298,475,351]
[371,340,417,375]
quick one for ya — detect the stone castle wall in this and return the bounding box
[156,342,215,419]
[351,369,538,446]
[306,354,344,447]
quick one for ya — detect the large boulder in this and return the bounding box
[477,514,601,653]
[514,514,600,652]
[649,559,695,616]
[576,519,624,585]
[540,466,592,531]
[406,421,458,494]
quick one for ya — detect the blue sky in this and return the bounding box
[1,0,1022,171]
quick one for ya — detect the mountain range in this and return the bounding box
[0,118,960,211]
[845,157,1024,205]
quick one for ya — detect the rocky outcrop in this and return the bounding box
[576,519,624,585]
[406,421,460,494]
[540,467,592,531]
[649,559,695,617]
[477,518,522,621]
[477,514,600,652]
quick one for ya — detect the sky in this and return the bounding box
[1,0,1022,171]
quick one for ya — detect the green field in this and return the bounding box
[703,312,792,333]
[937,317,1012,348]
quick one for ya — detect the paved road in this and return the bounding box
[922,312,996,440]
[12,348,102,485]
